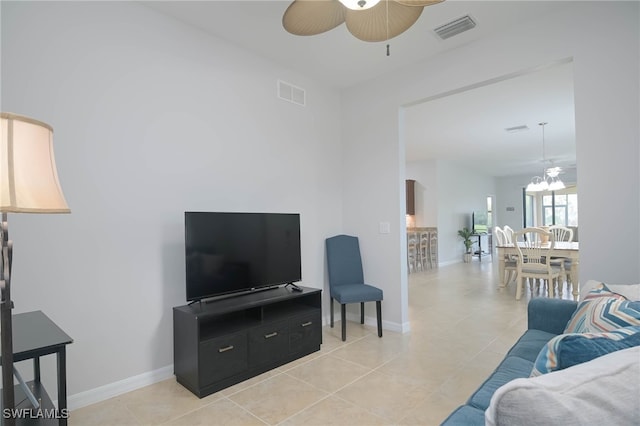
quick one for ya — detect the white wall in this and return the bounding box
[436,161,496,264]
[342,1,639,333]
[2,1,342,403]
[407,159,496,264]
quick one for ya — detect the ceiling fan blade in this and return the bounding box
[345,1,423,42]
[394,0,445,6]
[283,0,346,36]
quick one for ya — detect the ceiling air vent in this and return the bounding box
[505,125,529,133]
[278,80,306,106]
[434,15,476,40]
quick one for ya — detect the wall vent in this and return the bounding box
[505,125,529,133]
[434,15,476,40]
[278,80,306,106]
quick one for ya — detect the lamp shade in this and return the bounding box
[1,113,70,213]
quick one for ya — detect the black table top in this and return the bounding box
[1,311,73,363]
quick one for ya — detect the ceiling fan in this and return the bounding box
[282,0,445,43]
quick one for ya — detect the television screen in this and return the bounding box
[185,212,302,301]
[472,211,489,234]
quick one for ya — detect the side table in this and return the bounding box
[1,311,73,425]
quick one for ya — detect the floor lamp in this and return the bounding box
[1,113,70,425]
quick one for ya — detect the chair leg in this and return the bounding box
[376,301,382,338]
[360,302,365,324]
[330,298,334,328]
[341,304,346,342]
[516,277,523,300]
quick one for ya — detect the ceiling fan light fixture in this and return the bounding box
[283,0,445,42]
[527,122,566,192]
[545,166,561,178]
[339,0,381,10]
[548,176,565,191]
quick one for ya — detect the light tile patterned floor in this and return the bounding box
[70,259,573,425]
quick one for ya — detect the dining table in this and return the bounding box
[496,241,580,300]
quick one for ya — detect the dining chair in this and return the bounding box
[503,225,515,244]
[513,227,563,300]
[548,225,575,295]
[494,227,517,286]
[325,235,383,341]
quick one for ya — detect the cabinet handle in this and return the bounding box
[264,332,278,339]
[218,345,234,353]
[301,321,313,327]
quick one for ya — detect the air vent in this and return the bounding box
[434,15,476,40]
[278,80,306,106]
[505,125,529,133]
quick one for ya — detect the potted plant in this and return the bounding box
[458,227,475,263]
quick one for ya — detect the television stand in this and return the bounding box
[173,285,321,398]
[471,233,493,262]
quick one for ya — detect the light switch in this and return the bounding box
[379,222,391,234]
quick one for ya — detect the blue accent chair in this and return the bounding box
[325,235,383,341]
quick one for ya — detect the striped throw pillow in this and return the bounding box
[564,284,640,333]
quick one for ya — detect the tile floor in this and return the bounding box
[70,259,573,425]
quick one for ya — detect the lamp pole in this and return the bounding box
[1,213,15,426]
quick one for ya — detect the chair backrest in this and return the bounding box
[493,227,507,246]
[325,235,364,287]
[548,225,574,242]
[503,225,515,244]
[513,227,555,272]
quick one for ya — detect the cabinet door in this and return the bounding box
[289,311,321,353]
[199,331,248,386]
[248,320,289,366]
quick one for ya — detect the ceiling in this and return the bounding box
[145,0,576,178]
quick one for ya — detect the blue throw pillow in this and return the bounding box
[556,331,640,370]
[531,325,640,376]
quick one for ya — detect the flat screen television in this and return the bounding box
[185,212,302,302]
[472,211,489,234]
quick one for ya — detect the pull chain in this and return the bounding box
[385,0,390,56]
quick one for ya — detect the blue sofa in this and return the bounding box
[441,298,578,425]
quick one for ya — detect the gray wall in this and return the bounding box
[2,1,342,405]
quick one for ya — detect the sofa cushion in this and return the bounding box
[485,347,640,426]
[440,405,485,425]
[467,356,533,411]
[531,325,640,376]
[506,329,557,363]
[564,285,640,333]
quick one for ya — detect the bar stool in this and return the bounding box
[427,230,438,268]
[407,232,419,273]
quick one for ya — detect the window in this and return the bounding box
[525,194,534,227]
[486,196,493,228]
[528,186,578,227]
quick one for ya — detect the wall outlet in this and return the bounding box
[379,222,391,234]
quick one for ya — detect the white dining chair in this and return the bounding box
[548,225,574,295]
[513,227,563,300]
[503,225,515,244]
[494,227,517,286]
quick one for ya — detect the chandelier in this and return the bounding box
[526,122,565,192]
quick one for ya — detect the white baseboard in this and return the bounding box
[68,365,173,410]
